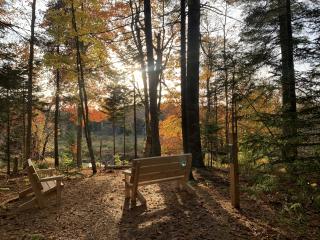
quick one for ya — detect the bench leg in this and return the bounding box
[131,185,137,208]
[125,182,131,199]
[19,187,33,198]
[176,180,184,191]
[56,180,62,205]
[182,182,196,194]
[19,197,37,210]
[137,189,146,206]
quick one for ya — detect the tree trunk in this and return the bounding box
[6,92,10,175]
[155,32,163,113]
[76,103,82,168]
[133,83,138,158]
[186,0,204,167]
[205,73,211,151]
[54,46,60,167]
[223,1,230,148]
[21,82,26,167]
[144,0,161,156]
[13,157,18,175]
[214,87,219,160]
[26,0,37,163]
[112,117,116,157]
[129,1,152,156]
[230,67,240,209]
[71,1,97,174]
[278,0,297,162]
[99,138,102,162]
[180,0,188,153]
[123,109,126,158]
[41,134,50,160]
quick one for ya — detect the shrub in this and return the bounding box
[36,161,49,169]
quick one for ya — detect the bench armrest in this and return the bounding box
[123,169,132,176]
[40,175,64,182]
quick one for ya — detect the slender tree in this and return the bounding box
[133,81,138,158]
[76,102,82,168]
[278,0,297,162]
[186,0,204,167]
[54,46,60,167]
[143,0,161,156]
[180,0,188,153]
[71,1,97,174]
[6,88,11,174]
[26,0,37,163]
[129,0,152,156]
[223,1,230,147]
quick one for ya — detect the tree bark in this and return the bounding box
[26,0,36,163]
[278,0,297,162]
[144,0,161,156]
[186,0,204,167]
[54,46,60,167]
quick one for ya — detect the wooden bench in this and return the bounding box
[19,159,64,209]
[123,154,194,208]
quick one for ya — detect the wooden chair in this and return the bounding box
[19,159,64,209]
[123,154,194,208]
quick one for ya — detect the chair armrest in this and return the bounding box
[40,175,64,182]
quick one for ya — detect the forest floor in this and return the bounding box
[0,168,319,240]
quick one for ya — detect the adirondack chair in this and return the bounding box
[123,154,194,208]
[19,159,64,209]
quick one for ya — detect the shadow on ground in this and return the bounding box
[118,169,290,240]
[0,169,317,240]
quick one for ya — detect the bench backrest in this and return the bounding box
[131,154,192,185]
[27,159,43,190]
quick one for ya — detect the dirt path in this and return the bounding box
[0,169,319,240]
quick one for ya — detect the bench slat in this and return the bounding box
[139,169,186,182]
[139,176,184,186]
[139,162,185,174]
[133,154,190,165]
